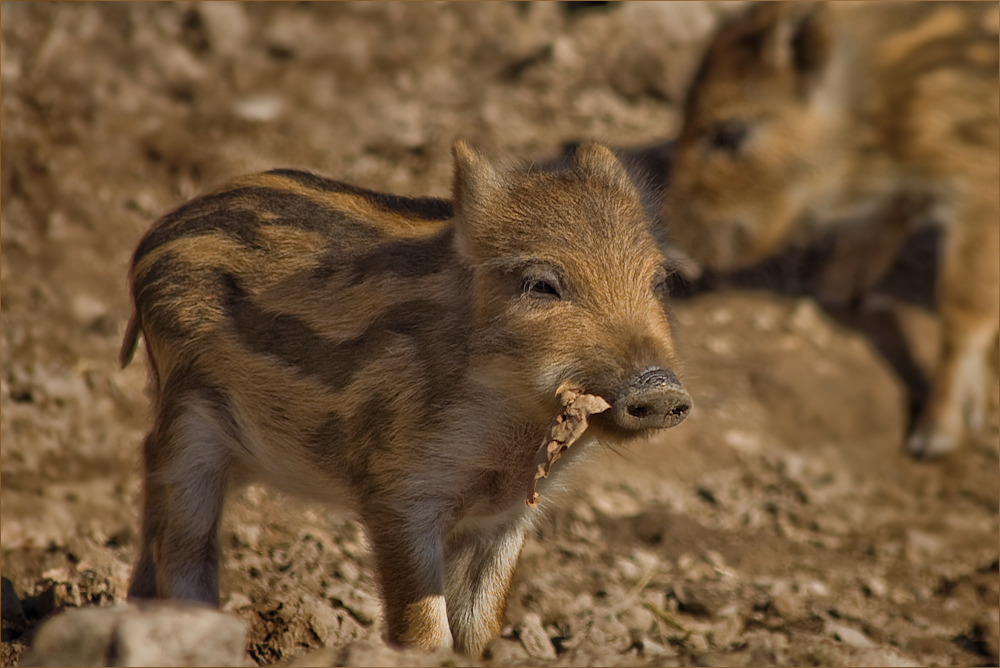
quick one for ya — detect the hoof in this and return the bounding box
[907,429,957,460]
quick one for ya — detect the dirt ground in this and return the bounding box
[2,3,998,666]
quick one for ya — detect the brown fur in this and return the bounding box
[122,141,691,655]
[664,1,999,458]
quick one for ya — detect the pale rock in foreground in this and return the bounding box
[22,602,250,667]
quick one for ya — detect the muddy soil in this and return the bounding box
[2,3,997,666]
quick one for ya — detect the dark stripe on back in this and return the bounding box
[267,169,454,221]
[134,186,382,264]
[314,227,456,284]
[220,272,460,395]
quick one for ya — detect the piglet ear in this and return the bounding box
[574,142,635,193]
[765,2,831,90]
[451,140,503,260]
[452,140,501,212]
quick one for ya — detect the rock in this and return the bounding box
[232,94,286,123]
[826,621,877,649]
[770,585,805,620]
[323,581,379,626]
[517,612,557,660]
[22,602,250,667]
[222,592,253,613]
[307,600,344,646]
[637,635,676,658]
[905,529,943,562]
[195,2,250,57]
[860,575,888,598]
[618,605,654,637]
[588,613,631,653]
[70,293,108,327]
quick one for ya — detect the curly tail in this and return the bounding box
[119,311,141,368]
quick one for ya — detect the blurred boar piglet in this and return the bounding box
[665,1,999,458]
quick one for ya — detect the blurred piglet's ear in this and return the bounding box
[766,3,832,91]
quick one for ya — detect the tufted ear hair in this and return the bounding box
[574,141,636,195]
[451,139,501,213]
[451,140,505,261]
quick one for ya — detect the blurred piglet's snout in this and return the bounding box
[612,367,692,431]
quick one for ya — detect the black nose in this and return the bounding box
[612,367,692,431]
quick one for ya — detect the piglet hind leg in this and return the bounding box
[444,519,528,656]
[128,398,233,605]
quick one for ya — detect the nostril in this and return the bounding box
[614,368,692,431]
[627,404,652,419]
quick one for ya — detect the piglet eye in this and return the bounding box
[707,119,749,153]
[522,278,561,300]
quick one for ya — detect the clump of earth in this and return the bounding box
[2,3,997,666]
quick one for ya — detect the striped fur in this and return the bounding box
[122,141,689,655]
[664,1,999,458]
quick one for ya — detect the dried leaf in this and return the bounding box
[526,382,611,507]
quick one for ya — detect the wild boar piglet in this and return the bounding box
[121,140,691,655]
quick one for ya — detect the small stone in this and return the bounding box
[323,582,378,626]
[638,635,675,657]
[770,588,804,620]
[618,605,654,636]
[710,615,743,649]
[308,601,343,645]
[705,336,734,356]
[806,580,830,597]
[861,576,888,598]
[232,94,285,123]
[724,430,761,453]
[517,612,557,660]
[71,294,108,327]
[196,2,250,57]
[589,613,631,652]
[711,308,733,325]
[905,529,942,561]
[222,593,253,612]
[826,621,877,649]
[338,560,361,584]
